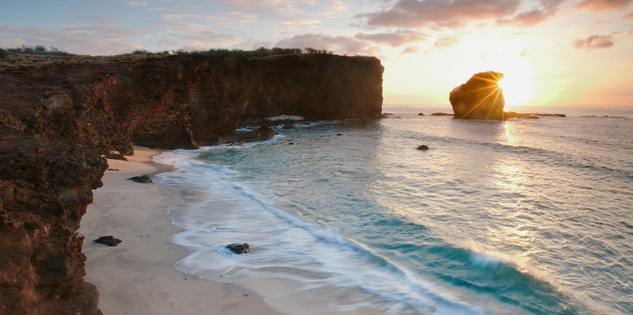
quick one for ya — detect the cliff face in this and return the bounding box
[0,52,383,314]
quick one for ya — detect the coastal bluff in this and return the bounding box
[0,50,383,315]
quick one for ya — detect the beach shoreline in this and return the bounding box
[80,146,283,315]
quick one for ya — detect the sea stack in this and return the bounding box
[449,71,505,120]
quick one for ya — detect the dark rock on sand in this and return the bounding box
[226,243,251,254]
[128,175,153,183]
[418,113,424,116]
[449,71,505,120]
[105,150,127,161]
[417,145,430,150]
[94,236,122,247]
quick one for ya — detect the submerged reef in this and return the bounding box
[0,50,383,314]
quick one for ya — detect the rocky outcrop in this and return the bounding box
[0,108,104,315]
[449,71,505,120]
[127,175,153,184]
[0,51,383,314]
[226,243,251,254]
[94,236,122,247]
[504,112,567,119]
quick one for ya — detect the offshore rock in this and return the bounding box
[504,112,567,119]
[226,243,251,254]
[0,51,383,315]
[449,71,505,120]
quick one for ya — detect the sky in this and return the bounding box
[1,0,632,107]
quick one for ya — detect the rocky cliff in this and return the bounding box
[0,51,383,314]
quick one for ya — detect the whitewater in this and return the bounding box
[153,105,633,315]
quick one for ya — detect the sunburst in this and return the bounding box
[459,72,505,120]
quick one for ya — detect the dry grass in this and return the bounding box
[0,51,171,73]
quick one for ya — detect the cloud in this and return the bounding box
[401,46,420,54]
[622,11,633,19]
[125,1,167,11]
[80,15,120,25]
[433,36,459,49]
[499,0,563,26]
[357,0,570,29]
[275,33,381,55]
[357,0,523,29]
[0,24,145,55]
[326,0,349,16]
[162,14,211,20]
[354,30,427,47]
[240,38,275,50]
[280,18,321,25]
[160,11,259,27]
[573,0,633,11]
[159,23,237,48]
[573,34,615,49]
[220,0,318,15]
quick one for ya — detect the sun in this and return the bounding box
[486,51,536,108]
[497,74,534,108]
[466,48,537,108]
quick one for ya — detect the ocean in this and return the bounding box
[153,105,633,315]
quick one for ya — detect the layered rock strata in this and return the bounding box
[0,51,383,314]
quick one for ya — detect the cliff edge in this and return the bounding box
[0,50,383,314]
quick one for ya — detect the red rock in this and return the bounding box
[0,51,383,314]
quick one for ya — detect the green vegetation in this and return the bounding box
[4,45,72,56]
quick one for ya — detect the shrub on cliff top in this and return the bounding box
[5,45,72,56]
[170,47,334,59]
[131,49,151,54]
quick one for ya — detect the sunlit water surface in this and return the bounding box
[155,105,633,315]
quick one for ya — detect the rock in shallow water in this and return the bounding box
[127,175,152,183]
[449,71,505,120]
[226,243,251,254]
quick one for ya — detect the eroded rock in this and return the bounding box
[94,236,122,247]
[127,175,153,183]
[449,71,505,120]
[0,50,383,315]
[226,243,251,254]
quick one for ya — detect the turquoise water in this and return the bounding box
[155,105,633,315]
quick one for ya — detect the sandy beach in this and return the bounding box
[80,146,283,315]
